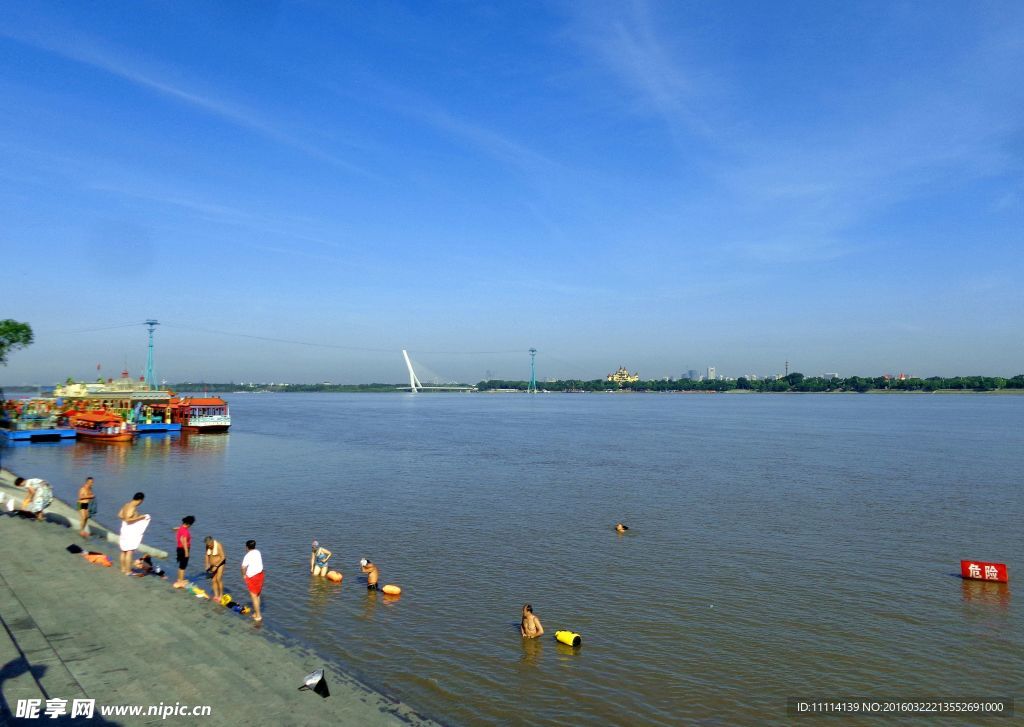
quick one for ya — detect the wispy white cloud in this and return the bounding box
[0,26,373,178]
[565,2,1024,265]
[327,75,561,180]
[562,0,719,142]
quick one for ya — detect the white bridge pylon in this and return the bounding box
[400,350,477,392]
[402,349,423,393]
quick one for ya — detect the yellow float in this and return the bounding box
[326,570,343,583]
[555,630,581,647]
[381,584,401,596]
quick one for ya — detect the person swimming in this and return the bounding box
[360,558,379,590]
[311,540,332,577]
[520,604,544,639]
[615,522,629,533]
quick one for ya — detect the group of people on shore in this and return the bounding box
[112,491,265,622]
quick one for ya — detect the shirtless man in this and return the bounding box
[204,536,227,601]
[520,604,544,639]
[360,558,379,590]
[117,493,149,574]
[77,477,95,536]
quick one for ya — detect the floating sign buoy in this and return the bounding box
[555,630,581,647]
[960,560,1008,583]
[326,570,343,583]
[381,584,401,596]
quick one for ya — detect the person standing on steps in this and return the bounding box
[241,539,264,623]
[77,476,95,536]
[173,516,196,588]
[204,536,227,602]
[117,493,150,575]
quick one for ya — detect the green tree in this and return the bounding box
[0,319,33,365]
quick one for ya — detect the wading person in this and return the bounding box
[117,492,150,575]
[77,476,95,536]
[310,540,332,577]
[241,539,264,622]
[204,536,227,601]
[173,516,196,588]
[360,558,379,590]
[520,604,544,639]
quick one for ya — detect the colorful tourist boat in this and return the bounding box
[68,410,136,442]
[169,396,231,433]
[54,370,180,433]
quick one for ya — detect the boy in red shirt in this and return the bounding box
[173,516,196,588]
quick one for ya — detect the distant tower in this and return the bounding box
[144,319,160,388]
[785,360,789,377]
[528,348,537,393]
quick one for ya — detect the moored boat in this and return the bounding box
[170,396,231,433]
[68,410,136,442]
[54,370,180,433]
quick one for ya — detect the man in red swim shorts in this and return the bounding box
[240,539,264,622]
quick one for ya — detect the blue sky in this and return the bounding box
[2,1,1022,384]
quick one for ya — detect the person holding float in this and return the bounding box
[310,540,332,577]
[360,558,379,591]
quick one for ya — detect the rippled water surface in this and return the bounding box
[5,393,1022,724]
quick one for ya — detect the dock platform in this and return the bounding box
[0,426,76,441]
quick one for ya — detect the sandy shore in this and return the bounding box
[0,472,437,726]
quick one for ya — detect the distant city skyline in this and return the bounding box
[2,3,1022,384]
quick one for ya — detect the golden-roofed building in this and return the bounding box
[606,366,640,383]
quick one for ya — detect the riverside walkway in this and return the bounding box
[0,475,435,726]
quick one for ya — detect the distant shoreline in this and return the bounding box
[8,387,1020,396]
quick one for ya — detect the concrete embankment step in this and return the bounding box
[0,592,47,720]
[0,567,87,720]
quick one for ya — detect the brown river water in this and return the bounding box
[4,393,1020,725]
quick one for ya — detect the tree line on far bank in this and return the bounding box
[477,373,1024,393]
[163,374,1024,393]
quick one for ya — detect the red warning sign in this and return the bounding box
[960,560,1008,583]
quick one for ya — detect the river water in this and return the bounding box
[3,393,1021,724]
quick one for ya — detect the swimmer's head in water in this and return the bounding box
[360,558,368,567]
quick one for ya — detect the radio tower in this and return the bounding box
[145,319,160,388]
[528,348,538,393]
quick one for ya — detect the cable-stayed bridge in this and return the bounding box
[400,350,476,392]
